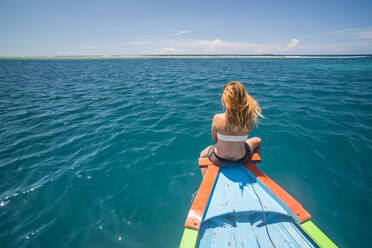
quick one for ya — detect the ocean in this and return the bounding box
[0,57,371,247]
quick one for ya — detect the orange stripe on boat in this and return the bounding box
[198,158,214,168]
[244,161,311,223]
[199,153,261,168]
[249,153,261,163]
[185,164,219,230]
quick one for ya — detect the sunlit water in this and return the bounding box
[0,58,371,247]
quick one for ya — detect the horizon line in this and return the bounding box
[1,54,372,58]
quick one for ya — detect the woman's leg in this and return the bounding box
[199,145,213,177]
[246,137,261,155]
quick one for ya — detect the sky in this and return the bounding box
[0,0,372,56]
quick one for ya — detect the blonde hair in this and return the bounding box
[221,81,263,133]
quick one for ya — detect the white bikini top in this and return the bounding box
[217,132,248,142]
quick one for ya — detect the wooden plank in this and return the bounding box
[300,220,338,248]
[198,166,318,248]
[184,164,219,230]
[244,161,311,223]
[179,228,198,248]
[188,153,261,229]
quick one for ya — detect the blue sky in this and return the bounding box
[1,0,372,55]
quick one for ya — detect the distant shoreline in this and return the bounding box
[1,54,371,59]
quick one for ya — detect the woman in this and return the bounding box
[199,81,263,177]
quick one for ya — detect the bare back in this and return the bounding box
[212,113,249,160]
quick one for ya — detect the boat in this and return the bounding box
[179,153,337,248]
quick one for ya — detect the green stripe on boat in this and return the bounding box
[300,220,337,248]
[179,228,198,248]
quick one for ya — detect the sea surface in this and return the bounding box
[0,57,371,248]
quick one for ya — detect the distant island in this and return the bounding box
[1,54,371,59]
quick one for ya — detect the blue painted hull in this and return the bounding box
[197,166,318,248]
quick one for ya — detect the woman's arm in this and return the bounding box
[211,115,217,142]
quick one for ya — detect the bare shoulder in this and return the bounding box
[212,113,226,129]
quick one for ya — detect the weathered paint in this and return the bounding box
[198,166,317,248]
[244,161,311,223]
[184,164,219,230]
[301,220,338,248]
[181,154,336,247]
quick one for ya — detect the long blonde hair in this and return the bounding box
[221,81,263,133]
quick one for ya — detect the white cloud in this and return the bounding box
[116,37,305,54]
[287,38,299,49]
[109,34,371,55]
[207,38,222,51]
[175,38,282,54]
[159,47,186,53]
[172,30,192,36]
[153,38,289,54]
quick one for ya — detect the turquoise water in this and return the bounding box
[0,57,371,247]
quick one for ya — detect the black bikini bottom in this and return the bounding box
[207,143,251,166]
